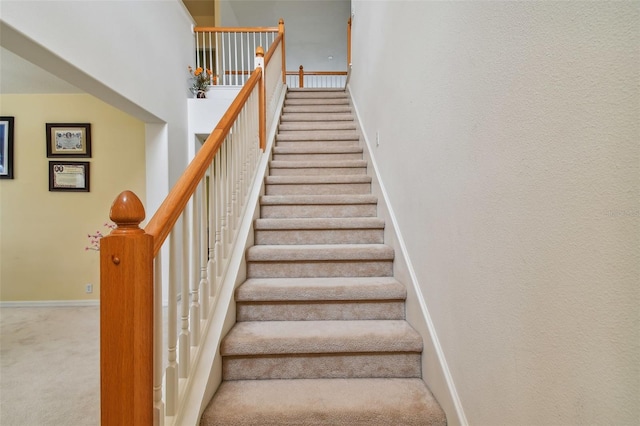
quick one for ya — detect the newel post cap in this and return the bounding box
[109,190,146,234]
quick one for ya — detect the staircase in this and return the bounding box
[200,89,446,425]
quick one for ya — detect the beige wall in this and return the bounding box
[350,1,639,424]
[0,94,145,302]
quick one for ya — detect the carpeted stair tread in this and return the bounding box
[265,175,371,185]
[269,160,366,169]
[220,320,422,356]
[273,145,362,155]
[200,378,446,426]
[286,89,348,97]
[276,130,359,141]
[254,217,384,231]
[260,194,377,205]
[285,98,349,106]
[280,113,354,122]
[247,244,394,262]
[278,121,356,131]
[235,277,405,302]
[283,105,352,114]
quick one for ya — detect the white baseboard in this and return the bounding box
[0,300,100,308]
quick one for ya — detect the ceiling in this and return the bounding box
[0,1,213,95]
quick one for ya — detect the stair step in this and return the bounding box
[286,89,348,98]
[254,217,384,245]
[260,194,378,219]
[269,160,367,176]
[272,145,363,161]
[236,277,404,321]
[265,175,371,196]
[279,121,356,131]
[247,244,394,278]
[283,105,352,114]
[201,378,446,426]
[277,130,359,142]
[220,320,421,380]
[285,98,349,106]
[280,113,354,122]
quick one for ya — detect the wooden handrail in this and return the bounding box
[194,26,279,33]
[145,68,262,256]
[286,70,348,77]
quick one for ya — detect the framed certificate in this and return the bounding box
[0,116,14,179]
[46,123,91,157]
[49,161,90,192]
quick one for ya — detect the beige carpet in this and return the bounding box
[0,306,100,426]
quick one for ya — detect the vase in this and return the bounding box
[196,89,206,99]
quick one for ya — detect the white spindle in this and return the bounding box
[190,190,201,346]
[166,230,179,415]
[179,211,190,379]
[200,180,210,320]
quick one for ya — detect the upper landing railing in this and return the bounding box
[194,20,286,86]
[100,22,286,426]
[197,17,352,90]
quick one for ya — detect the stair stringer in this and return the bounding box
[175,86,287,426]
[347,87,469,426]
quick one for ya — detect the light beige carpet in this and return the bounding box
[0,306,100,426]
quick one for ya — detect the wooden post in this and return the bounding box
[100,190,153,426]
[279,18,286,84]
[256,47,266,151]
[298,65,304,88]
[347,17,352,66]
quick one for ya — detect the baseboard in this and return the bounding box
[0,300,100,308]
[347,87,468,426]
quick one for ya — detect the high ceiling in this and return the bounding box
[0,1,213,95]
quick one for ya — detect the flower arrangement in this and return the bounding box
[85,222,116,251]
[189,65,213,97]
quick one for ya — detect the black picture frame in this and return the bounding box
[0,116,15,179]
[49,161,90,192]
[46,123,92,157]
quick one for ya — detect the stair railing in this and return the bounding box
[100,32,285,425]
[286,65,348,89]
[195,19,286,86]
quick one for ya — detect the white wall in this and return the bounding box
[219,0,351,72]
[0,0,196,212]
[349,1,639,425]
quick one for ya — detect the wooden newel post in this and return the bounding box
[256,46,266,151]
[279,18,286,84]
[100,190,153,426]
[298,65,304,88]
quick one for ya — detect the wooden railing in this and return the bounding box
[195,19,286,86]
[100,29,286,425]
[286,66,348,89]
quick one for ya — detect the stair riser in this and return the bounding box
[275,140,359,149]
[255,229,384,245]
[285,99,349,106]
[286,92,348,99]
[269,167,367,176]
[261,204,377,218]
[236,300,404,321]
[265,183,371,196]
[279,123,356,131]
[280,114,354,122]
[277,134,359,142]
[223,353,421,381]
[247,260,393,278]
[272,152,363,161]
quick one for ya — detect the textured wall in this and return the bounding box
[349,1,639,424]
[0,94,145,302]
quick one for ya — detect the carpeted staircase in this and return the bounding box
[200,89,446,425]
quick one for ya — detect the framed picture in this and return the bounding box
[49,161,90,192]
[46,123,91,157]
[0,116,14,179]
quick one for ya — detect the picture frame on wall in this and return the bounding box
[49,161,90,192]
[0,116,14,179]
[46,123,91,157]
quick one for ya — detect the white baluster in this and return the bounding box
[165,230,179,416]
[179,211,190,378]
[208,163,217,299]
[190,190,201,346]
[200,178,210,319]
